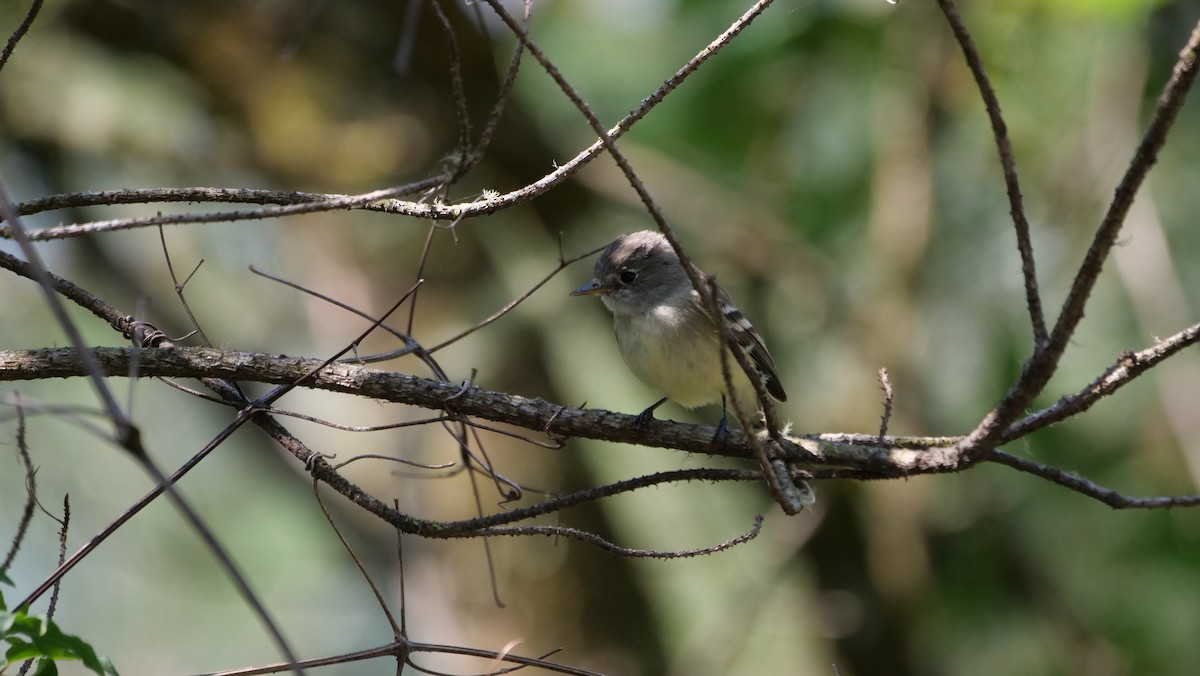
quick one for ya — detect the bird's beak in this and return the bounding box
[570,279,609,297]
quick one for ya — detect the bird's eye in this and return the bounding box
[618,269,638,285]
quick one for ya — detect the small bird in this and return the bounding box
[571,230,786,437]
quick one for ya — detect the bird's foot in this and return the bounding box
[634,397,668,429]
[711,414,731,445]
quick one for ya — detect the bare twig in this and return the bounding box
[158,225,214,348]
[426,242,607,353]
[452,514,765,559]
[0,0,42,72]
[312,479,403,637]
[989,451,1200,509]
[936,0,1046,345]
[457,0,531,176]
[877,367,894,440]
[2,182,443,241]
[201,638,600,676]
[45,496,69,620]
[1,395,37,576]
[429,0,472,175]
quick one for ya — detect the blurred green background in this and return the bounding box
[3,0,1200,674]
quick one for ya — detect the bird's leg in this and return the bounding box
[712,395,732,444]
[634,397,668,428]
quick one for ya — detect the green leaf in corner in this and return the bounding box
[1,608,119,675]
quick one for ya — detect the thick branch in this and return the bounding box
[6,346,1200,513]
[0,345,950,472]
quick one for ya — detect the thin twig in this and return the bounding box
[312,478,403,637]
[158,225,214,348]
[988,451,1200,509]
[3,181,444,241]
[877,367,893,440]
[45,496,69,620]
[429,0,472,175]
[426,242,607,353]
[1,396,37,576]
[451,514,764,559]
[0,0,42,72]
[936,0,1046,345]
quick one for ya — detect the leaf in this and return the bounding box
[1,609,118,675]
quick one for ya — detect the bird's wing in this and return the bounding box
[693,280,788,402]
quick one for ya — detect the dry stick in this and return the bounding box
[877,367,893,440]
[0,0,42,72]
[0,397,36,576]
[4,181,445,241]
[9,348,811,523]
[0,346,904,467]
[44,496,68,621]
[311,480,403,638]
[430,0,473,172]
[936,0,1046,345]
[10,186,406,219]
[393,499,409,637]
[988,451,1200,509]
[951,16,1200,465]
[451,515,764,560]
[202,639,599,676]
[457,0,532,177]
[158,225,215,348]
[478,0,806,512]
[426,242,607,353]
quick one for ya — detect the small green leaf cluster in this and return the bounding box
[0,576,118,676]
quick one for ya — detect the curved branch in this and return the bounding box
[936,0,1045,344]
[951,17,1200,463]
[989,451,1200,509]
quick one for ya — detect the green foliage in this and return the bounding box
[0,602,118,675]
